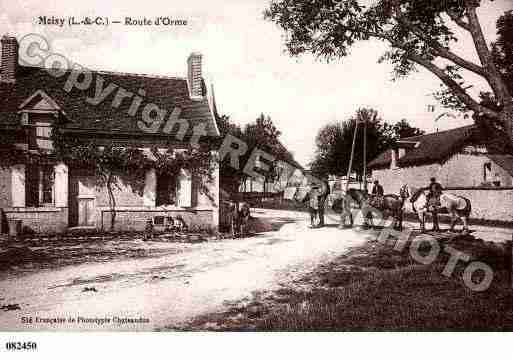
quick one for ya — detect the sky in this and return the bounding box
[0,0,511,166]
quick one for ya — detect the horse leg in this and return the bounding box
[432,211,440,232]
[449,212,456,232]
[462,216,469,234]
[339,212,345,229]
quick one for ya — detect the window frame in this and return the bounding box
[25,164,55,208]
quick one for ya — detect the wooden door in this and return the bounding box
[78,198,95,226]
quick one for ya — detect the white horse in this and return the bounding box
[401,185,471,234]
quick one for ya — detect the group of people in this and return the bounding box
[369,177,443,208]
[370,177,443,208]
[304,180,330,228]
[303,176,444,229]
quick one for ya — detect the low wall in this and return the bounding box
[3,207,69,234]
[401,187,513,223]
[98,207,214,232]
[443,187,513,223]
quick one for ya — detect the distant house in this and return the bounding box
[368,125,513,194]
[0,35,220,234]
[239,142,304,194]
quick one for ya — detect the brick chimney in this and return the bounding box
[187,52,203,100]
[1,35,18,83]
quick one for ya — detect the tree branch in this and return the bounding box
[395,15,487,77]
[409,53,498,118]
[369,31,499,119]
[465,2,510,104]
[447,10,471,31]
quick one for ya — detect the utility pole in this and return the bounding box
[345,119,359,192]
[363,117,367,193]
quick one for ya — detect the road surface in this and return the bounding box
[0,209,370,331]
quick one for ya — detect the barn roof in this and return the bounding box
[368,125,476,169]
[0,65,219,139]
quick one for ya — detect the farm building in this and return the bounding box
[368,124,513,222]
[0,35,221,234]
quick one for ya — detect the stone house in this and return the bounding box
[0,35,220,234]
[368,125,513,193]
[368,125,513,222]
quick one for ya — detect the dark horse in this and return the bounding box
[225,201,251,238]
[347,188,407,230]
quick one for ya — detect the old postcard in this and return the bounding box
[0,0,512,347]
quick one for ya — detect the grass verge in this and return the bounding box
[177,231,513,331]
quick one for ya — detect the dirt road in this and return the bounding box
[0,209,370,331]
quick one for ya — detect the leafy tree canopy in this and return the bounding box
[265,0,513,142]
[217,113,297,193]
[310,108,423,177]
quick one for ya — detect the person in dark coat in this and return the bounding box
[370,180,384,208]
[317,178,331,227]
[302,186,320,228]
[427,177,443,231]
[427,177,443,207]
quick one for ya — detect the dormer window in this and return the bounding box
[25,117,53,151]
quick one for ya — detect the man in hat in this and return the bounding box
[370,180,384,208]
[427,177,443,231]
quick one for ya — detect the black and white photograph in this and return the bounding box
[0,0,512,353]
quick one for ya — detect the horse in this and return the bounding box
[347,188,407,230]
[238,202,251,236]
[224,200,251,238]
[405,185,471,233]
[331,194,354,228]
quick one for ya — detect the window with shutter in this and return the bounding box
[25,164,54,207]
[177,169,192,207]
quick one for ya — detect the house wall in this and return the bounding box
[1,164,69,234]
[438,153,513,187]
[0,167,11,208]
[3,207,68,234]
[447,188,513,222]
[0,168,11,233]
[373,153,513,194]
[77,164,219,231]
[371,152,513,222]
[100,209,213,232]
[372,163,442,194]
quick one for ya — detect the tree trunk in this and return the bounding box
[107,173,117,232]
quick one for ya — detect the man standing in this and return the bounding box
[337,191,354,228]
[303,185,320,228]
[317,178,331,227]
[370,180,384,208]
[427,177,443,231]
[427,177,443,207]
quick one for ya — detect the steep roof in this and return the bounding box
[0,66,219,138]
[368,125,476,169]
